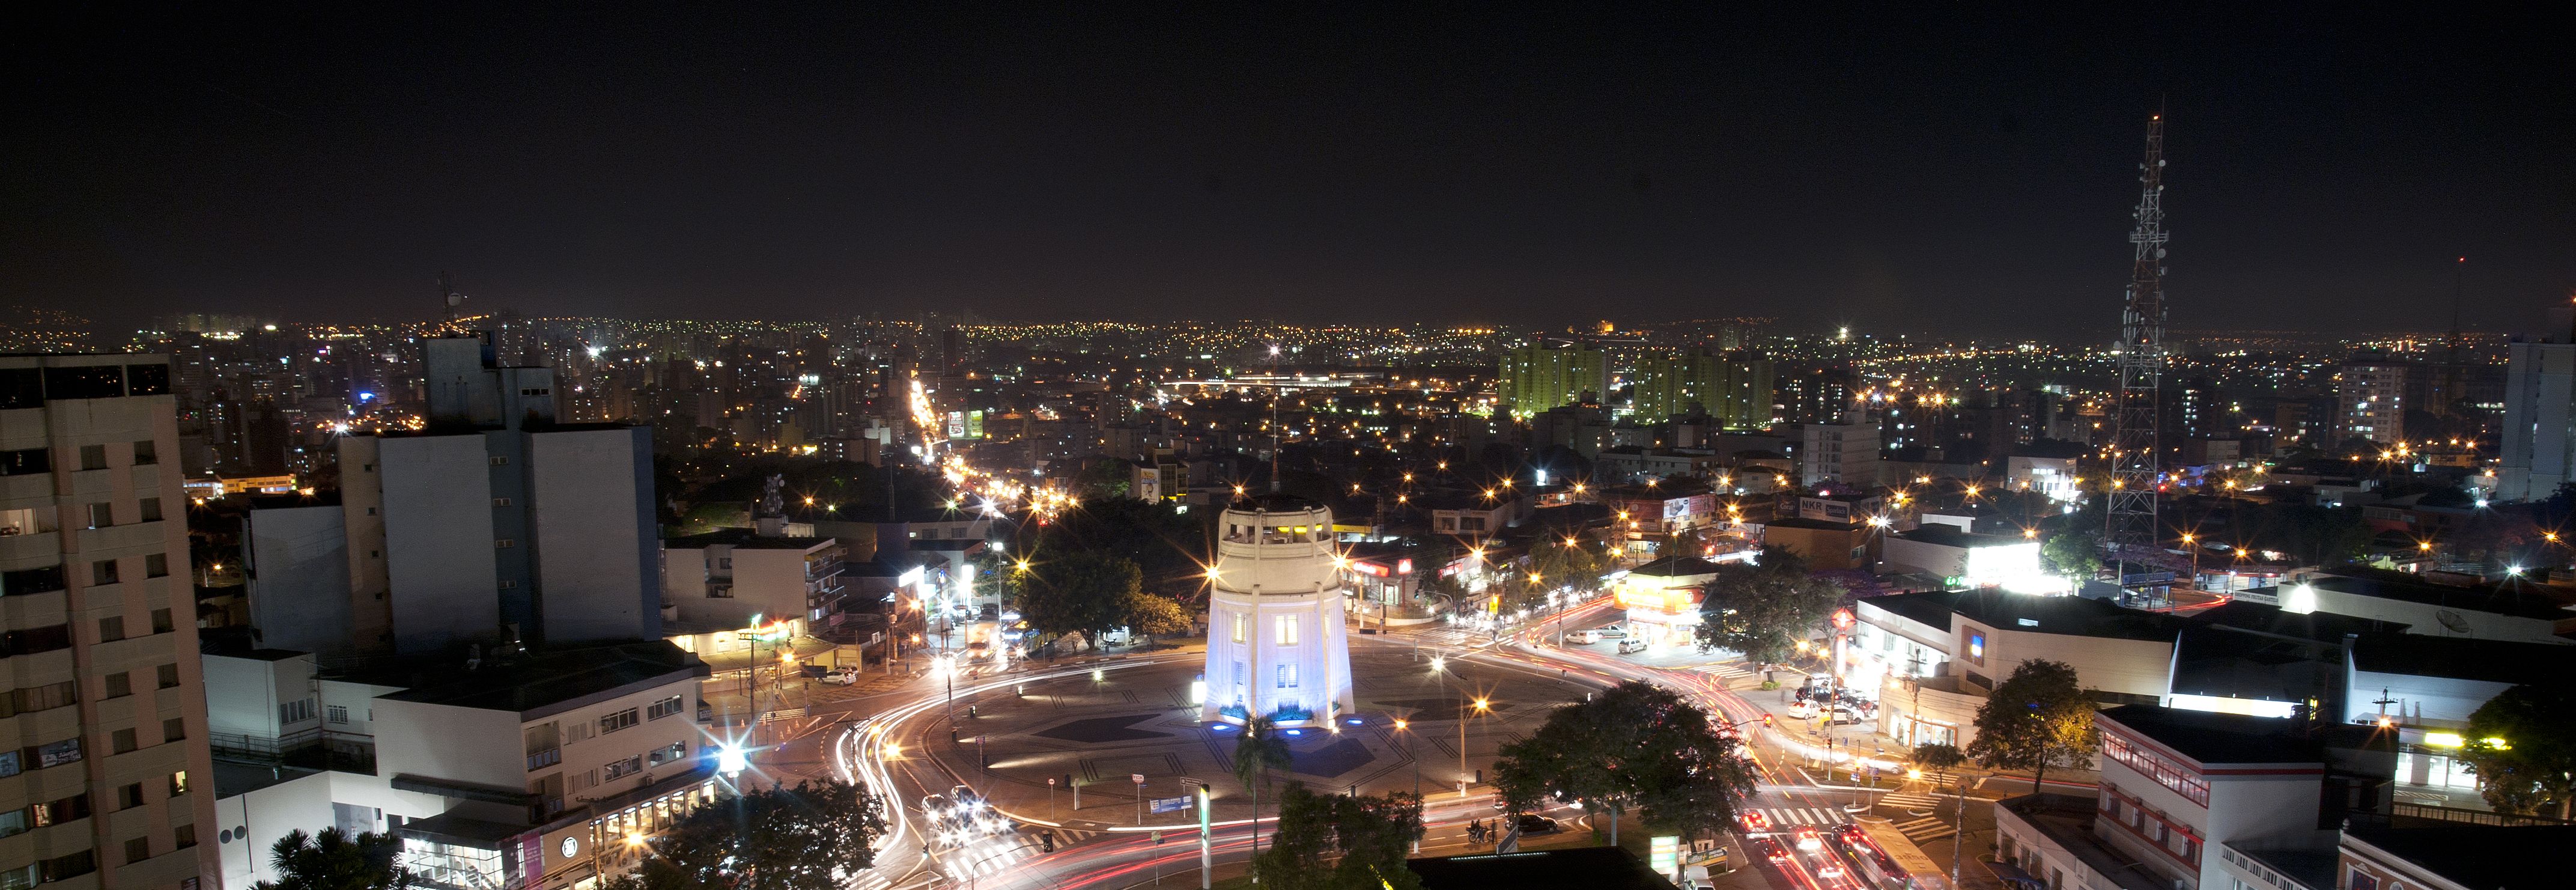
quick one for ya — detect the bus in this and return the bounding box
[1836,820,1953,890]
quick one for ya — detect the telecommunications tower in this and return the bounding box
[2105,113,2169,593]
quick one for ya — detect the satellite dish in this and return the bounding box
[2435,610,2471,633]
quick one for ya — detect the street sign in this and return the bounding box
[1151,796,1191,814]
[1132,773,1146,784]
[1650,836,1680,880]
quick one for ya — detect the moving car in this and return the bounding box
[1737,811,1771,833]
[1793,827,1823,852]
[1755,838,1789,864]
[817,668,861,685]
[1511,814,1562,835]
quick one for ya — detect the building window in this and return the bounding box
[600,708,640,734]
[649,742,688,766]
[117,783,144,809]
[157,663,180,689]
[92,559,118,586]
[327,706,350,725]
[493,497,512,507]
[112,729,136,754]
[280,697,315,724]
[1277,615,1299,646]
[138,497,163,522]
[4,683,79,717]
[0,448,50,476]
[104,672,130,699]
[496,539,515,549]
[603,756,643,780]
[1,564,65,596]
[145,554,169,578]
[87,502,114,528]
[175,823,196,848]
[647,695,684,721]
[490,456,509,465]
[98,615,124,641]
[1232,661,1244,688]
[2347,870,2378,890]
[1230,613,1247,643]
[132,440,157,465]
[124,836,150,864]
[151,608,172,633]
[1277,664,1299,688]
[164,718,184,742]
[79,445,106,471]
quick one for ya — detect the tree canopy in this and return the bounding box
[1964,659,2099,794]
[2460,682,2576,818]
[253,828,412,890]
[1692,547,1845,665]
[1493,680,1756,845]
[1010,550,1144,643]
[620,779,888,890]
[1250,783,1427,890]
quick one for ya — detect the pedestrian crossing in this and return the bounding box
[1890,815,1957,843]
[1749,806,1848,827]
[1876,791,1941,811]
[1686,663,1756,680]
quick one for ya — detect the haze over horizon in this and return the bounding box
[7,5,2572,337]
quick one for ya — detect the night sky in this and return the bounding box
[6,5,2571,337]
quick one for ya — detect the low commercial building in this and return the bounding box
[1995,706,2392,890]
[1760,517,1877,570]
[1852,593,2184,749]
[206,641,715,889]
[1879,525,2062,594]
[2268,571,2576,644]
[1612,556,1724,646]
[660,528,848,644]
[2342,632,2576,800]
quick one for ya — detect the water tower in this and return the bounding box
[1201,497,1356,726]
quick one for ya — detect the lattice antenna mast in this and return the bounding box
[2106,113,2169,568]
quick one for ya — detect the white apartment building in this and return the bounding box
[2496,327,2576,501]
[2,354,222,889]
[2337,358,2410,447]
[1800,410,1882,487]
[660,529,847,639]
[205,642,713,890]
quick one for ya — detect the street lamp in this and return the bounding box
[1463,696,1490,797]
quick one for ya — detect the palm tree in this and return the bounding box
[254,828,412,890]
[1233,716,1295,869]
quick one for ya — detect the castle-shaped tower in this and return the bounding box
[1201,498,1356,726]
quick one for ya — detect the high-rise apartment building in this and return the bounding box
[256,335,659,655]
[2497,308,2576,502]
[1800,409,1882,487]
[2337,355,2411,447]
[1,354,221,889]
[1629,350,1774,429]
[1497,343,1608,417]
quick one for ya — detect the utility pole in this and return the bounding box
[2106,109,2170,608]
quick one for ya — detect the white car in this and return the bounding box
[817,668,860,685]
[1591,624,1630,639]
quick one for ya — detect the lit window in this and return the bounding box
[1277,615,1299,645]
[1277,663,1298,688]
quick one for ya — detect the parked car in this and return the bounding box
[1569,630,1599,645]
[817,668,861,685]
[1616,638,1650,654]
[1591,623,1630,639]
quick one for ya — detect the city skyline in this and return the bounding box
[7,7,2572,336]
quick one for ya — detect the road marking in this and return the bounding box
[1893,815,1958,841]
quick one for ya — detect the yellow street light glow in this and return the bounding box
[1394,718,1408,730]
[1472,698,1490,712]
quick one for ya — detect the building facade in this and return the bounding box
[1497,344,1608,417]
[1629,350,1773,429]
[2496,336,2576,502]
[2337,356,2411,447]
[1,355,222,889]
[1201,500,1356,726]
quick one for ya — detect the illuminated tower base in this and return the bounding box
[1200,499,1356,727]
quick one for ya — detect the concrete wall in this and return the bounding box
[243,504,350,653]
[371,700,524,790]
[202,652,317,742]
[338,436,394,650]
[213,770,336,889]
[377,434,499,652]
[2285,582,2568,644]
[2345,667,2509,730]
[1955,617,2175,701]
[529,426,656,643]
[1880,537,1968,578]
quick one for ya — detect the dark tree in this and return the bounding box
[2460,682,2576,818]
[1964,660,2098,794]
[1693,547,1844,666]
[1234,716,1295,862]
[628,779,888,890]
[1252,783,1427,890]
[253,828,412,890]
[1010,551,1143,646]
[1493,680,1756,846]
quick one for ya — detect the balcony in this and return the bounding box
[208,727,378,775]
[527,747,562,772]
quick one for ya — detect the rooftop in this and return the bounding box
[1629,555,1728,578]
[663,526,841,550]
[2344,824,2576,890]
[2097,704,2322,766]
[1408,846,1675,890]
[2190,600,2408,642]
[366,640,707,719]
[2306,570,2575,621]
[1894,525,2025,549]
[1950,590,2186,643]
[1858,589,1963,632]
[1995,793,2167,890]
[2348,630,2576,684]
